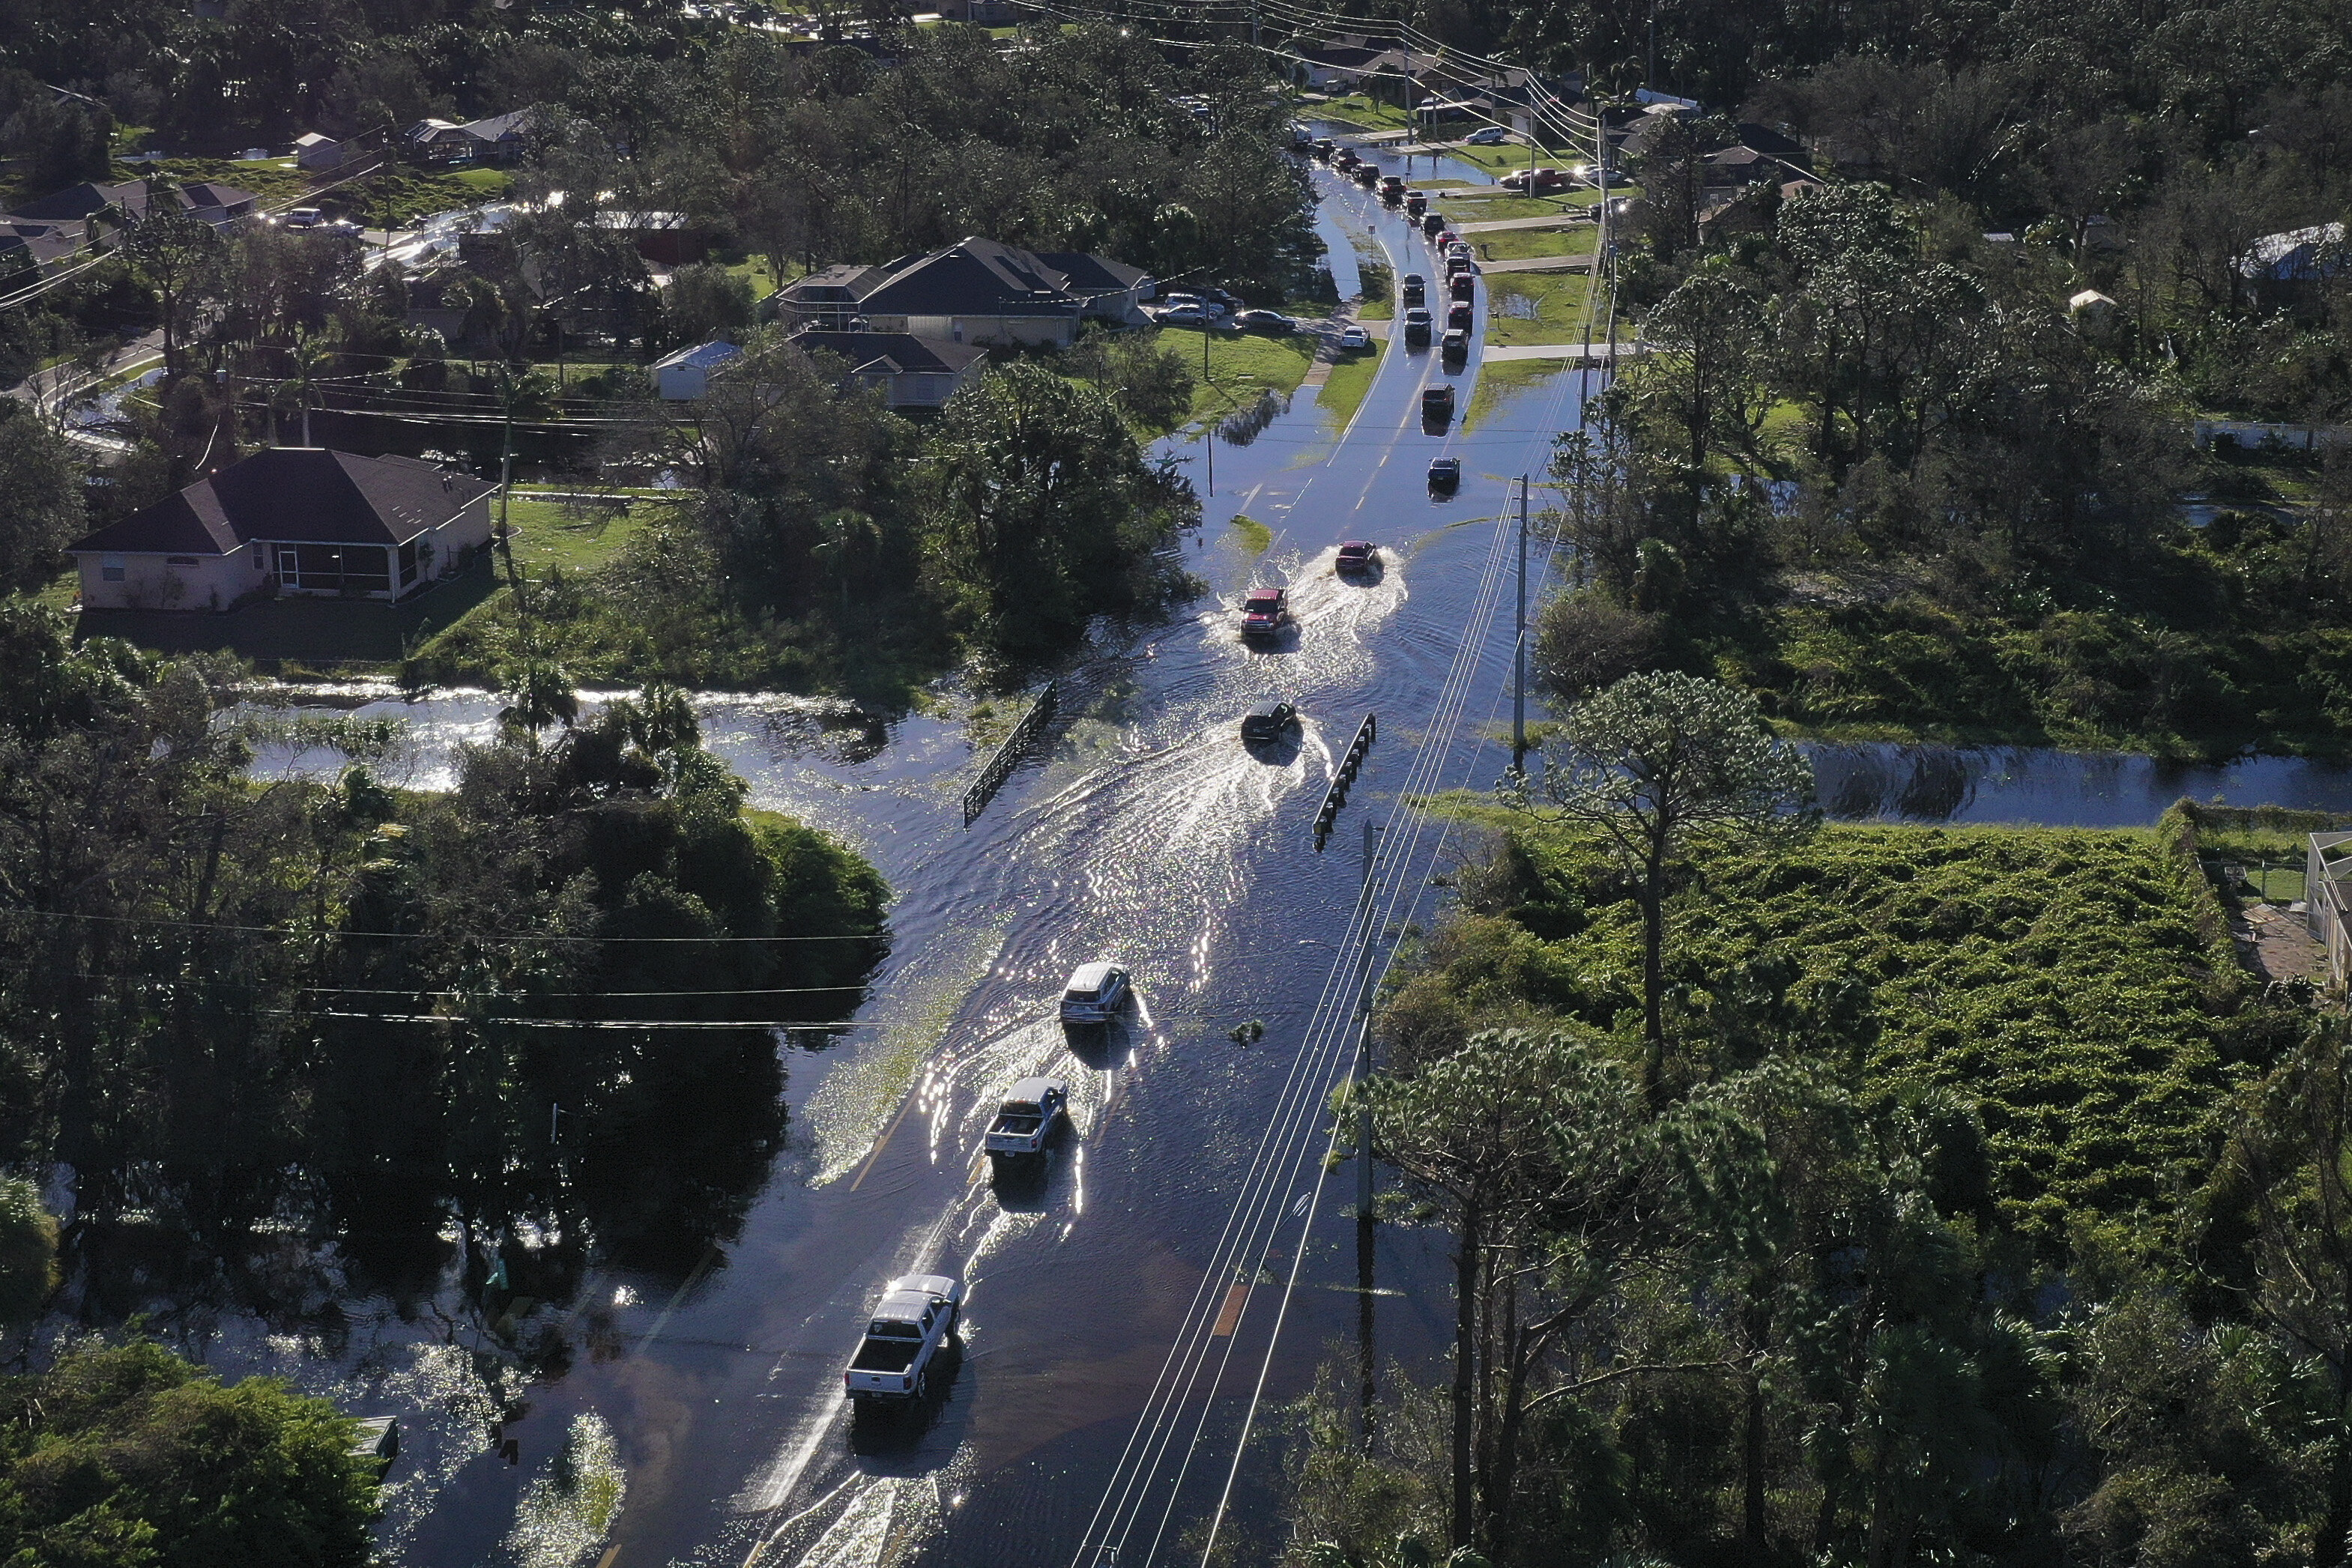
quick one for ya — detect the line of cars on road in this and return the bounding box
[846,535,1394,1415]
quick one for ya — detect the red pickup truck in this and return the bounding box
[1241,586,1290,639]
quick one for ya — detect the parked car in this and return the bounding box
[1422,384,1455,421]
[1403,307,1433,345]
[1450,273,1475,302]
[1240,586,1291,640]
[1338,324,1371,350]
[985,1077,1067,1162]
[843,1275,964,1403]
[1241,702,1299,743]
[1466,126,1512,146]
[1059,960,1131,1022]
[1400,273,1426,306]
[1336,540,1378,573]
[1441,328,1469,360]
[1234,309,1298,333]
[1448,300,1473,330]
[1202,288,1243,313]
[1429,457,1462,490]
[1502,167,1570,193]
[282,207,324,228]
[1421,211,1448,237]
[1152,303,1212,326]
[1161,291,1226,318]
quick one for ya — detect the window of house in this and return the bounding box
[101,556,124,582]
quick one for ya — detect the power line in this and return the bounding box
[1,906,885,942]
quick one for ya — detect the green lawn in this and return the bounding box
[1444,139,1592,178]
[1358,256,1396,320]
[1464,358,1568,432]
[1316,344,1385,432]
[1485,271,1600,348]
[1316,95,1413,133]
[498,497,657,578]
[1170,327,1319,429]
[1469,225,1599,263]
[1436,191,1611,220]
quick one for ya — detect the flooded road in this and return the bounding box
[240,155,1600,1568]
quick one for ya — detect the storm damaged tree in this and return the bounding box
[1505,671,1815,1101]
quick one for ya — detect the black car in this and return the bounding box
[1311,139,1335,160]
[1233,309,1298,333]
[1422,384,1455,421]
[1400,273,1426,306]
[1353,164,1379,187]
[1448,300,1472,330]
[1402,308,1433,345]
[1405,191,1427,216]
[1421,211,1448,237]
[1441,328,1469,360]
[1429,457,1462,490]
[1240,703,1299,743]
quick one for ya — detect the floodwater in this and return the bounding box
[218,155,1600,1568]
[196,142,2352,1568]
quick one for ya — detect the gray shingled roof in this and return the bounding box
[67,449,496,557]
[790,330,989,376]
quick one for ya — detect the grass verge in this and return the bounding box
[1316,345,1384,431]
[1463,357,1567,432]
[1172,327,1319,429]
[1485,271,1598,348]
[1471,225,1599,263]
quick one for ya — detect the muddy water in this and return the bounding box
[223,157,1603,1568]
[221,147,2352,1568]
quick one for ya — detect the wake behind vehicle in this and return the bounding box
[1336,541,1378,574]
[1241,702,1299,743]
[1240,585,1292,640]
[844,1275,964,1404]
[1059,961,1131,1023]
[985,1077,1067,1163]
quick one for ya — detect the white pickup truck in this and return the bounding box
[984,1077,1067,1163]
[842,1274,964,1404]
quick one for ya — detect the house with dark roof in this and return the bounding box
[1292,40,1409,90]
[790,329,989,408]
[775,238,1154,346]
[404,109,534,167]
[64,449,498,611]
[1,178,258,244]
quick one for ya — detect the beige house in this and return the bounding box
[66,448,498,611]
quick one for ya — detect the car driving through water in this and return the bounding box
[844,1274,964,1404]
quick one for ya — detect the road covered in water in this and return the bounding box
[237,154,1607,1568]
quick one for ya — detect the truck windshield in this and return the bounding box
[869,1319,922,1340]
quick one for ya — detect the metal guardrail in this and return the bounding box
[1313,713,1377,850]
[963,682,1058,826]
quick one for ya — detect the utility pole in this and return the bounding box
[1513,474,1528,773]
[1355,815,1380,1220]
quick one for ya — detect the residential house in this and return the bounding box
[1,178,258,246]
[651,339,743,400]
[935,0,1016,19]
[65,448,498,611]
[2243,222,2347,285]
[790,329,988,409]
[1292,39,1409,91]
[404,109,533,167]
[0,219,83,281]
[775,238,1153,347]
[294,131,345,171]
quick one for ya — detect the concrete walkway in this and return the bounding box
[1482,342,1644,363]
[1477,254,1594,274]
[1457,213,1591,233]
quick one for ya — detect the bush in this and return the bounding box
[0,1342,378,1568]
